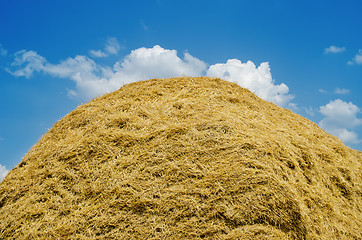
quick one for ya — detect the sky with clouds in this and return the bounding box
[1,0,362,180]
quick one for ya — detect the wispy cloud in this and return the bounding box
[324,45,346,54]
[318,88,350,95]
[288,102,299,112]
[89,37,121,58]
[319,99,362,144]
[334,88,350,95]
[7,42,293,106]
[8,50,46,78]
[140,20,148,31]
[0,43,7,56]
[304,106,316,116]
[206,59,294,106]
[8,52,118,100]
[348,49,362,65]
[0,164,9,181]
[319,88,327,94]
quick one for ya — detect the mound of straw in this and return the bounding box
[1,77,361,239]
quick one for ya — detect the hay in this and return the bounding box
[0,77,361,239]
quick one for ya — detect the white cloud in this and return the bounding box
[319,99,362,144]
[89,50,107,58]
[319,88,327,94]
[7,43,293,106]
[89,37,121,58]
[105,38,121,55]
[304,106,316,116]
[288,102,299,112]
[348,49,362,65]
[140,20,148,31]
[0,43,7,56]
[324,45,346,54]
[320,99,361,129]
[8,50,46,77]
[206,59,294,106]
[7,51,111,99]
[112,45,208,85]
[0,164,9,181]
[44,55,98,78]
[7,50,118,99]
[327,129,361,145]
[46,56,115,99]
[334,88,350,94]
[8,45,208,100]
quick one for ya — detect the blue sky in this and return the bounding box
[1,0,362,179]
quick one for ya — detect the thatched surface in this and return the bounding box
[0,77,361,239]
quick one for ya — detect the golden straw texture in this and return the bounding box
[0,77,361,239]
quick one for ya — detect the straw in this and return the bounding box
[1,77,361,239]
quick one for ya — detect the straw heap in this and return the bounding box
[0,77,361,239]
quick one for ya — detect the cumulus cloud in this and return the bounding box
[207,59,294,106]
[71,45,208,99]
[334,88,350,94]
[8,45,208,100]
[0,43,7,56]
[112,45,208,84]
[7,43,293,106]
[0,164,9,181]
[324,45,346,54]
[348,49,362,65]
[320,99,361,129]
[319,99,362,144]
[328,129,361,145]
[89,37,121,58]
[46,56,115,99]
